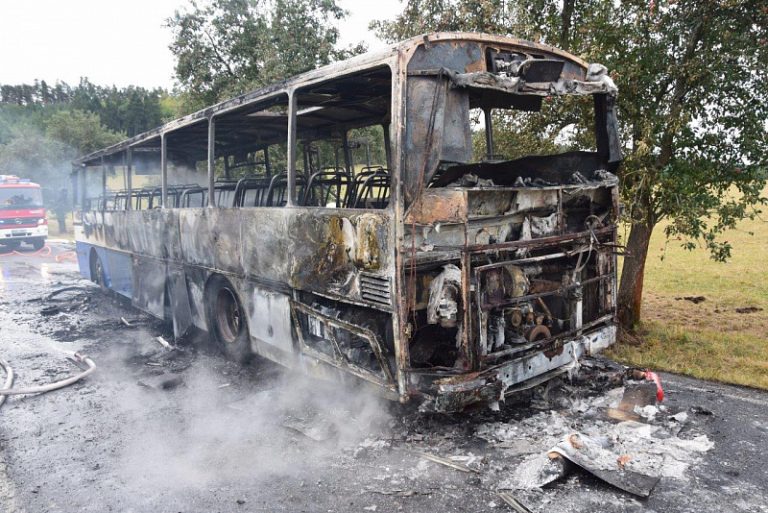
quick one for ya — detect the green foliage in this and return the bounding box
[0,83,126,201]
[45,110,122,155]
[0,107,121,200]
[167,0,360,109]
[604,0,767,261]
[1,78,168,137]
[371,0,509,42]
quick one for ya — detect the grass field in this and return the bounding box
[607,206,768,389]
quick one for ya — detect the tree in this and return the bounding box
[166,0,357,108]
[375,0,768,330]
[45,109,123,156]
[1,79,167,137]
[583,0,767,328]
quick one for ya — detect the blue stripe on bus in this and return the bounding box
[75,241,133,299]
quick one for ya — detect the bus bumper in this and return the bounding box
[420,324,616,412]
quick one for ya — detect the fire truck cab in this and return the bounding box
[0,175,47,250]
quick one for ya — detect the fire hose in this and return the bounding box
[0,352,96,409]
[0,244,78,262]
[0,245,53,258]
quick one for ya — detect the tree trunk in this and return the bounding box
[560,0,575,51]
[617,219,654,330]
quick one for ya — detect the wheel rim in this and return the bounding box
[215,287,241,344]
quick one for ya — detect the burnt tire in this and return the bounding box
[205,275,251,363]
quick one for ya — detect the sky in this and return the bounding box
[0,0,404,90]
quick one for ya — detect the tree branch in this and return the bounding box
[203,29,236,78]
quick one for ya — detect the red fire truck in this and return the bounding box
[0,175,47,250]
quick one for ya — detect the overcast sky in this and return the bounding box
[0,0,403,90]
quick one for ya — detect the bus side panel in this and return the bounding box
[75,240,133,299]
[120,209,182,261]
[106,249,133,298]
[245,284,295,355]
[183,265,209,331]
[178,208,241,273]
[75,240,92,280]
[132,255,166,318]
[240,209,292,284]
[239,208,393,303]
[167,264,193,338]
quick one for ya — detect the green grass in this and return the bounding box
[607,201,768,388]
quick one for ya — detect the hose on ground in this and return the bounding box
[0,359,14,409]
[0,352,96,404]
[0,245,52,258]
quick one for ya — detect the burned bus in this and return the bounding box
[72,33,622,412]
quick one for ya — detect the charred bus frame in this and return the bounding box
[72,33,622,412]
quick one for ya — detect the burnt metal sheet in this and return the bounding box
[247,286,294,355]
[167,264,193,338]
[405,189,468,224]
[124,210,182,261]
[421,325,616,412]
[132,255,166,318]
[178,208,242,273]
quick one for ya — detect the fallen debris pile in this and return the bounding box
[349,357,715,507]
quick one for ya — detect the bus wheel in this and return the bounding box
[89,251,106,288]
[206,276,251,363]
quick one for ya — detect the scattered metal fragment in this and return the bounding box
[417,451,478,473]
[121,317,132,327]
[497,491,533,513]
[506,452,570,488]
[155,336,173,350]
[366,488,433,497]
[606,381,658,421]
[549,433,660,497]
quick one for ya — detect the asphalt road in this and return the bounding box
[0,241,767,513]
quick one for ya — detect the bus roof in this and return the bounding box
[73,32,590,169]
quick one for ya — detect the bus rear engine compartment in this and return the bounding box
[405,182,618,412]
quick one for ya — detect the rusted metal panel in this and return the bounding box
[405,189,468,224]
